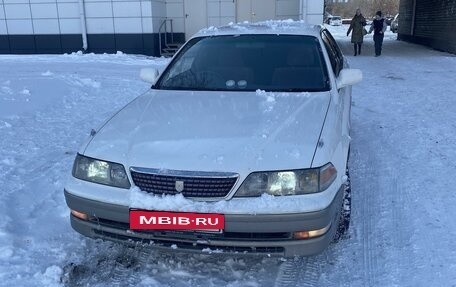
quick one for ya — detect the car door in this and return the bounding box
[321,30,351,143]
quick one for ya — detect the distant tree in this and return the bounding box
[371,0,399,17]
[325,0,399,19]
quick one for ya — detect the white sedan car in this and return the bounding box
[64,21,362,257]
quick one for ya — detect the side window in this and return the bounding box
[322,34,338,75]
[321,30,343,76]
[325,31,344,62]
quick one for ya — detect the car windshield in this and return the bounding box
[332,17,341,20]
[155,34,330,92]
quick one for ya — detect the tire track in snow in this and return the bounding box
[109,244,148,287]
[350,146,379,286]
[351,127,405,286]
[361,169,375,287]
[274,253,327,287]
[274,257,304,287]
[389,173,419,286]
[62,242,147,287]
[389,175,406,285]
[354,126,417,287]
[63,242,281,287]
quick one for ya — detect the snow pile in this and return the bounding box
[129,187,330,214]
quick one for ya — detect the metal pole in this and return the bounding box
[78,0,88,51]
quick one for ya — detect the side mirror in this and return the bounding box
[140,68,159,84]
[336,68,363,89]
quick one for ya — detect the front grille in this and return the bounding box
[130,167,238,198]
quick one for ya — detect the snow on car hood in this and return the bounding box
[82,89,330,176]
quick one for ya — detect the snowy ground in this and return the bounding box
[1,25,456,287]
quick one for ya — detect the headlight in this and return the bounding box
[234,163,337,197]
[72,154,131,189]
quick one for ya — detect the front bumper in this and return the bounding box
[64,186,343,257]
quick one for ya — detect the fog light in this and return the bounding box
[71,210,88,220]
[293,224,331,239]
[294,231,311,239]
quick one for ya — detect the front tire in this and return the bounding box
[333,167,351,242]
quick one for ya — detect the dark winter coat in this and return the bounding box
[347,14,366,43]
[370,18,387,35]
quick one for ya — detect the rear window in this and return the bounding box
[155,34,330,92]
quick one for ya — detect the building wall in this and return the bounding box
[207,0,235,27]
[276,0,300,20]
[398,0,456,54]
[0,0,168,54]
[300,0,324,24]
[164,0,301,35]
[163,0,323,35]
[0,0,324,55]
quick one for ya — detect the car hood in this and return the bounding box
[82,89,330,175]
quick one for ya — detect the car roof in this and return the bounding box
[192,20,323,39]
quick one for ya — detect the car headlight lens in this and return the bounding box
[234,163,337,197]
[72,154,131,189]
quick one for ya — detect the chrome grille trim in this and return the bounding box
[130,167,238,178]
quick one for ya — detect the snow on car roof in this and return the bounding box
[193,20,323,38]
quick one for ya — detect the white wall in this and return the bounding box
[82,0,166,34]
[165,0,183,33]
[0,0,166,35]
[300,0,324,24]
[208,0,235,27]
[163,0,323,35]
[276,0,300,20]
[151,0,165,33]
[0,0,324,36]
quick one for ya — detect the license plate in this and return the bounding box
[129,210,225,231]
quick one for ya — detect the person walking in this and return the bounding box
[369,11,387,56]
[346,8,367,56]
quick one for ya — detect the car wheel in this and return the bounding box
[333,166,351,242]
